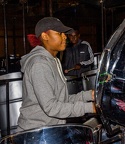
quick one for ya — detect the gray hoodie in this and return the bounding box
[17,46,93,131]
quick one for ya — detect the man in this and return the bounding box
[62,28,94,77]
[17,17,96,132]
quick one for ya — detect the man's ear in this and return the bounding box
[41,32,49,40]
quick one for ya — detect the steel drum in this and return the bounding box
[65,76,83,94]
[95,19,125,128]
[92,52,101,70]
[0,72,22,137]
[0,124,101,144]
[82,69,97,91]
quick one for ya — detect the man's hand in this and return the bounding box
[92,90,95,101]
[91,90,96,113]
[64,69,68,73]
[93,103,96,113]
[74,64,81,70]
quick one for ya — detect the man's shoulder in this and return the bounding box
[80,40,90,46]
[79,41,92,50]
[78,40,89,49]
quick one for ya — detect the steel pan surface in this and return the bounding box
[82,69,97,90]
[65,76,83,94]
[0,101,22,129]
[0,72,22,136]
[0,124,97,144]
[96,19,125,127]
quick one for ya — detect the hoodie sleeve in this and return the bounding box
[68,90,93,103]
[30,62,94,118]
[80,41,94,66]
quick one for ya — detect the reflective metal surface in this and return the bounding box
[65,76,83,94]
[93,52,101,70]
[0,124,100,144]
[0,72,22,136]
[96,19,125,127]
[0,101,22,130]
[82,69,97,90]
[0,72,22,80]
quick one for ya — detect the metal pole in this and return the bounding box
[0,1,10,137]
[49,0,53,16]
[104,7,107,44]
[6,81,10,136]
[100,0,104,50]
[111,8,114,34]
[12,17,16,59]
[1,0,8,73]
[22,3,26,54]
[20,0,27,54]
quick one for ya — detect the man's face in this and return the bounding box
[68,31,80,45]
[41,30,67,56]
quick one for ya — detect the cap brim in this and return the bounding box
[53,25,74,34]
[65,28,74,34]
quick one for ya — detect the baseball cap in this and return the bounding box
[35,17,73,38]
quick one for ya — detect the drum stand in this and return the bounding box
[83,115,125,143]
[100,127,125,144]
[97,115,125,144]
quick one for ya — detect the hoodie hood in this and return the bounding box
[20,46,54,72]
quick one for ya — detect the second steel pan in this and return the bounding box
[0,124,101,144]
[95,19,125,129]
